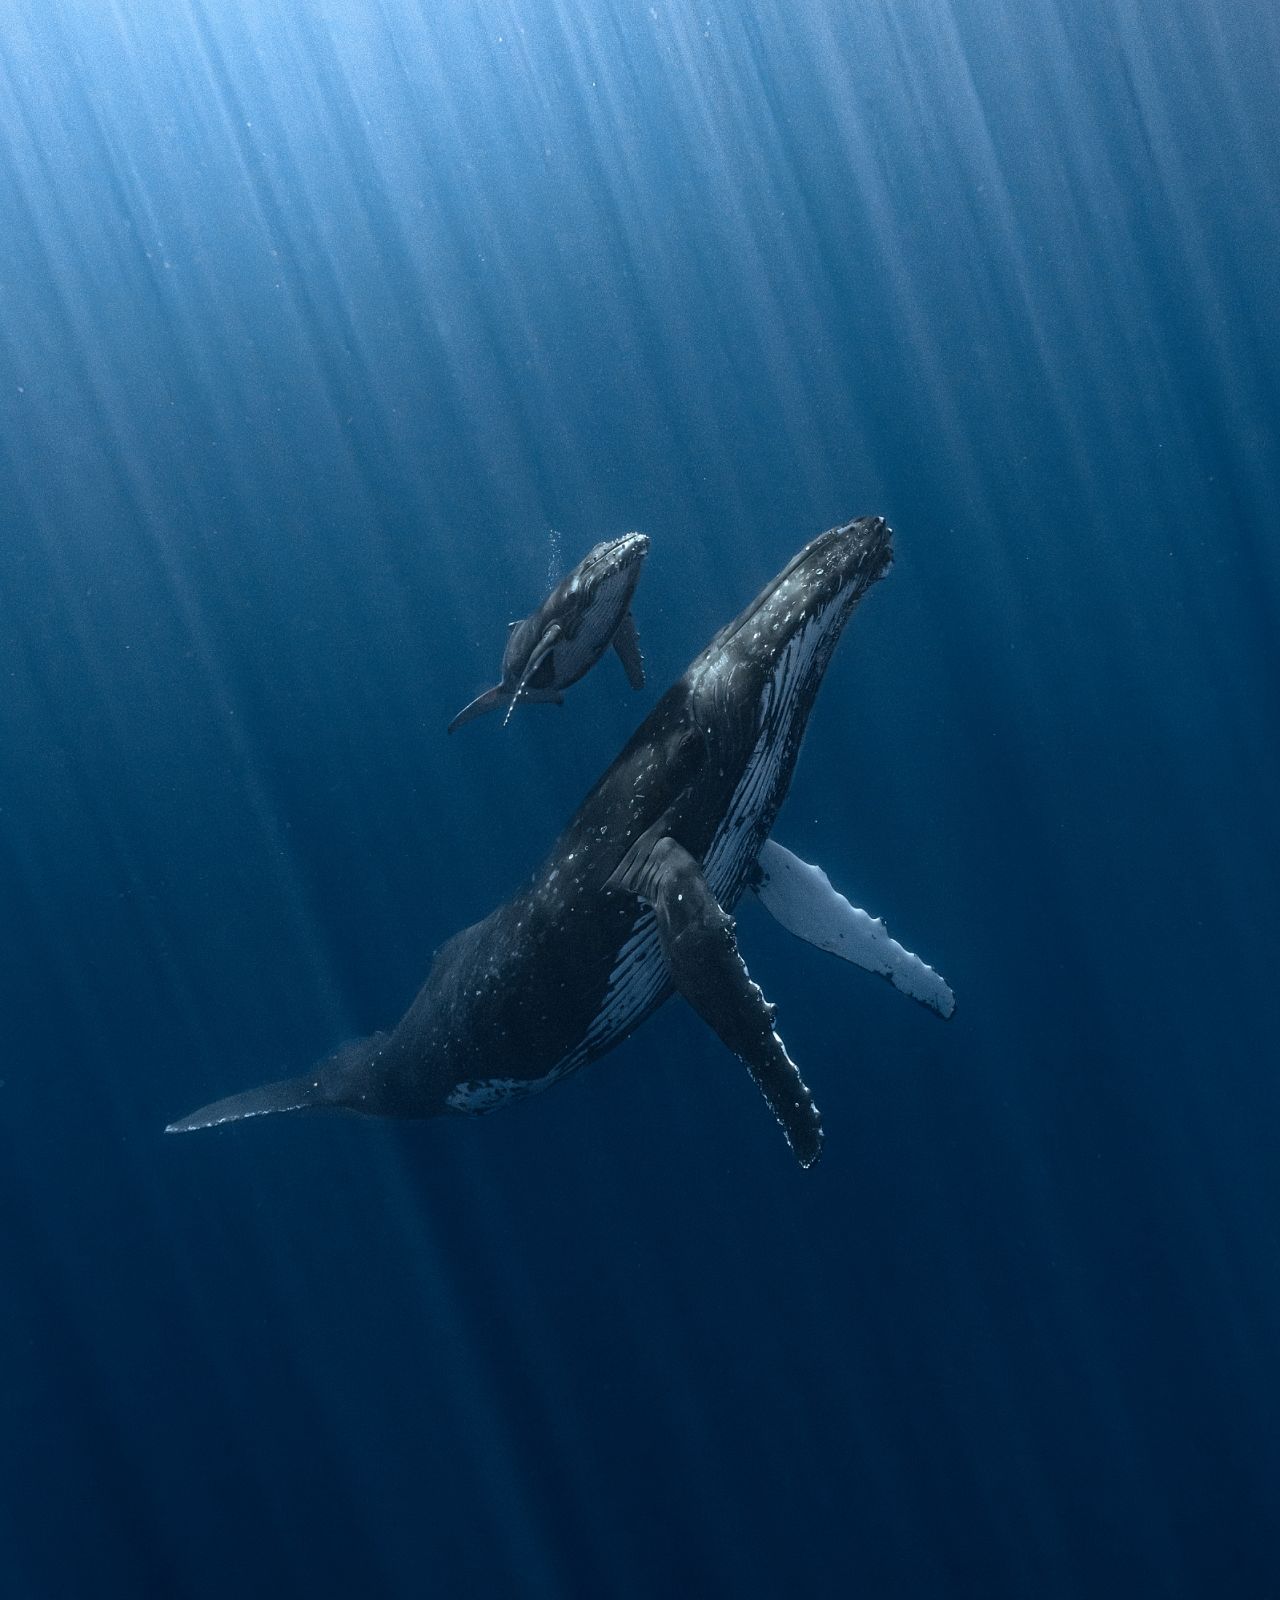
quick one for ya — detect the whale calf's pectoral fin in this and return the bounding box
[612,834,822,1168]
[504,622,563,726]
[165,1072,324,1134]
[612,609,645,689]
[753,839,955,1019]
[447,685,506,733]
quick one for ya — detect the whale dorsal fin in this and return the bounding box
[609,832,822,1167]
[753,840,955,1018]
[612,609,645,689]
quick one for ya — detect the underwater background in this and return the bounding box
[2,1,1278,1594]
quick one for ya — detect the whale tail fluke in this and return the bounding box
[447,685,505,733]
[448,683,565,733]
[165,1072,324,1134]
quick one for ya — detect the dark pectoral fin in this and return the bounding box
[504,622,563,725]
[522,622,562,684]
[618,835,822,1167]
[612,609,645,689]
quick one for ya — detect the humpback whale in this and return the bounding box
[447,532,649,731]
[169,517,952,1166]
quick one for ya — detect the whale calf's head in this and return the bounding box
[575,530,651,589]
[501,531,650,690]
[555,531,651,656]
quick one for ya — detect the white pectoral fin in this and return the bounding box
[753,839,955,1019]
[612,609,645,689]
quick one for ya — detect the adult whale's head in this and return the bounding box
[663,515,893,902]
[689,516,891,721]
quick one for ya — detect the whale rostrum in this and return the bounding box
[169,517,952,1167]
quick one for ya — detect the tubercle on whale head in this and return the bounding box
[564,530,651,590]
[579,530,651,574]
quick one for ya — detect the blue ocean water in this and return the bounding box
[2,0,1278,1594]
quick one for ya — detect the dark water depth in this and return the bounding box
[2,1,1278,1595]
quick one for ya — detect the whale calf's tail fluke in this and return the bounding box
[447,683,565,733]
[446,685,505,733]
[165,1072,323,1134]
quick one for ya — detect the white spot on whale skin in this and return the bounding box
[447,1063,569,1114]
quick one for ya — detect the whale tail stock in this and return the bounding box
[165,1073,323,1134]
[166,1032,389,1135]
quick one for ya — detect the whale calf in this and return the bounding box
[447,532,650,732]
[169,517,952,1166]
